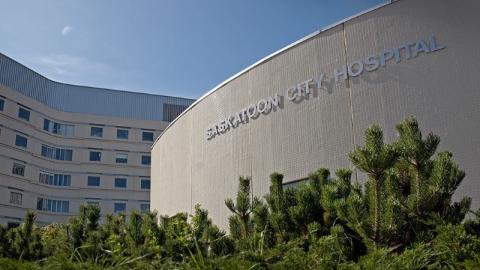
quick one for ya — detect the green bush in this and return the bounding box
[0,116,478,269]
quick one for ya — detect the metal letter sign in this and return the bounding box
[206,35,445,140]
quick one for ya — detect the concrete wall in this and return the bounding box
[0,81,179,225]
[151,0,480,229]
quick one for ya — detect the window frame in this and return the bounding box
[39,171,71,186]
[114,178,127,188]
[114,202,126,213]
[141,155,151,165]
[87,176,101,187]
[87,201,100,206]
[89,151,102,162]
[90,126,103,138]
[142,131,154,142]
[15,134,28,148]
[116,129,129,140]
[115,153,128,164]
[9,192,22,205]
[44,118,75,137]
[12,162,25,176]
[141,179,151,190]
[41,144,73,161]
[140,203,150,213]
[18,107,30,121]
[37,198,69,213]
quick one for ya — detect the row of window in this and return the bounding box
[41,144,73,161]
[13,136,151,165]
[9,192,149,214]
[111,202,149,213]
[11,162,151,189]
[0,100,157,142]
[91,126,154,141]
[89,150,151,165]
[43,119,74,137]
[39,171,72,186]
[87,176,150,189]
[37,197,69,213]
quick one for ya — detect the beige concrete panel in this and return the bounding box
[151,112,192,216]
[190,73,255,229]
[155,25,356,228]
[247,25,353,199]
[344,0,480,207]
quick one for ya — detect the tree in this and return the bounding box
[264,172,292,241]
[349,124,399,247]
[225,177,258,241]
[321,169,352,228]
[287,169,328,237]
[125,210,145,255]
[191,204,234,257]
[8,211,43,260]
[394,117,470,241]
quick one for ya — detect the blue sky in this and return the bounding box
[0,0,385,99]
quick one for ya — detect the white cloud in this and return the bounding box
[61,25,73,36]
[34,54,114,81]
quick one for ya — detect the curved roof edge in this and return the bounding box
[152,0,393,147]
[0,53,195,121]
[0,52,196,101]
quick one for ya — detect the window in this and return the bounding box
[87,176,100,187]
[15,135,28,148]
[9,192,22,205]
[141,155,151,165]
[114,202,126,213]
[163,103,189,122]
[115,178,127,188]
[0,99,4,111]
[89,151,101,161]
[142,131,154,142]
[140,203,150,213]
[7,223,19,229]
[39,171,71,186]
[282,178,309,190]
[90,126,103,137]
[141,179,151,190]
[115,153,128,164]
[41,145,73,161]
[37,198,69,213]
[44,119,74,137]
[12,162,25,176]
[87,201,100,206]
[117,129,129,139]
[18,107,30,121]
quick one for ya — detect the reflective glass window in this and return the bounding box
[18,107,30,121]
[15,135,28,148]
[88,176,100,187]
[117,129,129,139]
[90,127,103,137]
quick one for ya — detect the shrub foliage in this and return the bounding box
[0,116,479,269]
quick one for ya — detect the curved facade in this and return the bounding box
[152,0,480,229]
[0,53,194,226]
